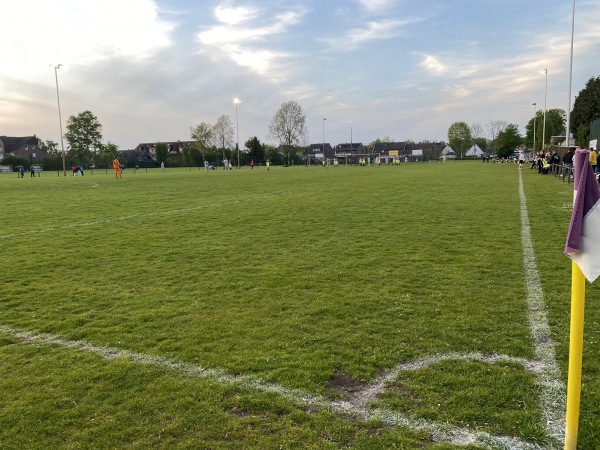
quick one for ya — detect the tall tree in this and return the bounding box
[64,110,103,165]
[571,76,600,146]
[525,109,564,150]
[525,111,543,151]
[268,100,308,165]
[212,115,234,161]
[190,122,214,161]
[245,136,265,164]
[496,123,522,158]
[155,142,168,166]
[37,139,58,153]
[469,123,483,141]
[486,119,507,156]
[97,142,120,168]
[447,121,471,158]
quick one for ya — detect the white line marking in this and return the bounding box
[0,324,544,449]
[518,170,566,446]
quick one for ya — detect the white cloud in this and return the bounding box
[326,17,422,51]
[197,6,306,76]
[420,55,446,75]
[215,4,258,25]
[357,0,395,13]
[0,0,174,79]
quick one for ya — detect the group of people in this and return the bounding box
[520,147,598,178]
[17,165,38,178]
[527,150,562,174]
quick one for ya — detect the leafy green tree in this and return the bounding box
[571,76,600,146]
[268,100,308,165]
[189,147,203,166]
[525,111,543,151]
[64,110,103,165]
[245,136,265,164]
[474,137,488,153]
[263,144,282,165]
[97,142,120,168]
[544,109,566,149]
[447,121,471,158]
[190,122,213,154]
[155,142,168,166]
[37,139,58,154]
[496,123,522,158]
[525,109,563,151]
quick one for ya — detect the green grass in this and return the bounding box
[1,162,597,449]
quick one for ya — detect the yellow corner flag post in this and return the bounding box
[564,261,586,449]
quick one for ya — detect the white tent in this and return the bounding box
[440,145,456,158]
[465,144,484,157]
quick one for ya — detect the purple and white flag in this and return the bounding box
[565,148,600,282]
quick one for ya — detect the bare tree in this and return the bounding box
[268,100,308,165]
[212,115,234,161]
[487,120,507,156]
[469,122,483,140]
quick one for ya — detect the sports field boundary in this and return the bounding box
[518,170,566,448]
[0,323,545,449]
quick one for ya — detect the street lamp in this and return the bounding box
[542,69,548,151]
[322,118,327,163]
[53,64,67,176]
[233,98,241,169]
[532,102,537,152]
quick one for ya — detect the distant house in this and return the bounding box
[120,149,156,167]
[373,142,405,159]
[134,140,195,154]
[306,143,333,161]
[334,143,364,163]
[373,141,441,161]
[0,135,47,162]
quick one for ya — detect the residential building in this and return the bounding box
[0,135,47,162]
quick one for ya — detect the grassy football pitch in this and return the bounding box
[1,162,599,449]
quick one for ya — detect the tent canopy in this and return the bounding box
[465,144,484,156]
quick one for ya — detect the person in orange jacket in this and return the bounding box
[113,157,122,179]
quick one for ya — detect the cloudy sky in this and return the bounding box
[2,0,599,150]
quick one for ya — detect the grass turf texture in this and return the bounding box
[0,162,597,449]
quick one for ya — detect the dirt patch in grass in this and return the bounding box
[327,371,368,398]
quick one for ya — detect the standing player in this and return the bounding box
[113,157,122,179]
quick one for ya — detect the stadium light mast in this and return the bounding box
[532,103,537,152]
[542,69,548,151]
[234,98,241,169]
[54,64,67,176]
[322,118,327,163]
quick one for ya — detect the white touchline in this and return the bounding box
[518,170,566,446]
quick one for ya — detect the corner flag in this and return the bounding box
[565,148,600,282]
[563,147,600,449]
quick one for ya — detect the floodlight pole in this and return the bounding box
[542,69,548,151]
[54,64,67,176]
[234,98,241,169]
[322,118,327,163]
[532,103,537,152]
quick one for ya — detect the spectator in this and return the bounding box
[590,147,597,174]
